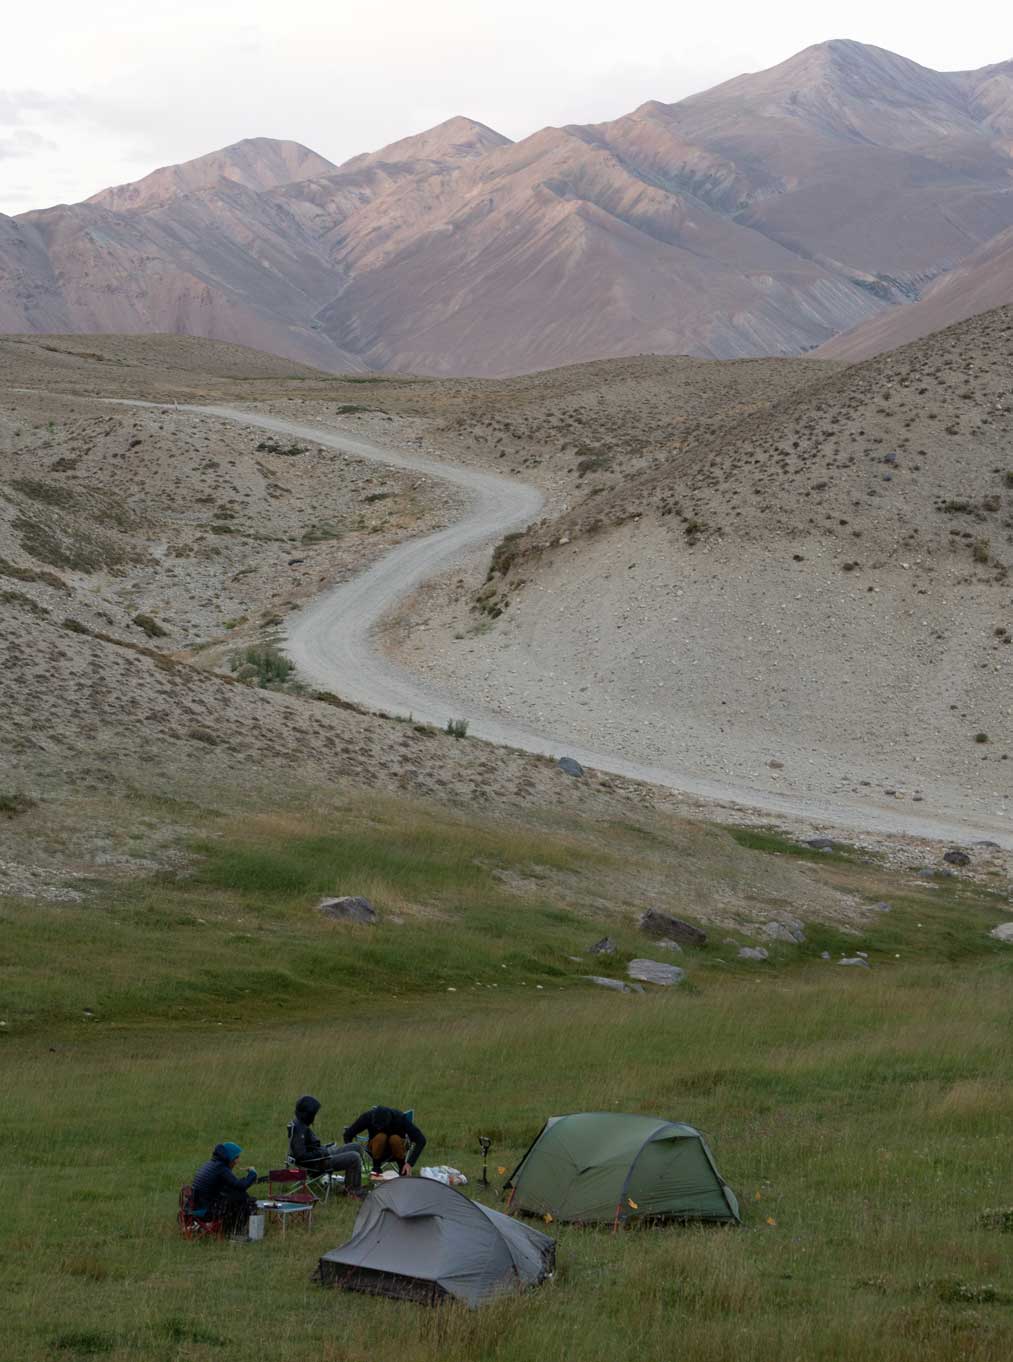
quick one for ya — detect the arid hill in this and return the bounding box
[3,41,1013,374]
[396,307,1013,823]
[819,227,1013,360]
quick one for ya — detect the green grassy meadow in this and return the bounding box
[3,796,1013,1361]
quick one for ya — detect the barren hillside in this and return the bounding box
[820,227,1013,360]
[1,333,879,935]
[393,308,1013,824]
[4,41,1013,374]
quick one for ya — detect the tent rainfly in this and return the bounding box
[504,1112,740,1227]
[316,1176,555,1308]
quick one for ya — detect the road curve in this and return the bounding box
[186,405,1012,849]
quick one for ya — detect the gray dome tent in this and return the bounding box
[505,1112,740,1227]
[316,1177,555,1308]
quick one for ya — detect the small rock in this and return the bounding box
[627,959,686,987]
[639,908,706,947]
[588,937,616,956]
[557,757,584,778]
[762,918,806,945]
[943,849,971,867]
[839,957,871,968]
[805,838,835,851]
[820,951,831,960]
[874,902,892,912]
[654,938,684,953]
[916,868,936,879]
[317,895,377,924]
[989,923,1013,943]
[768,759,784,770]
[975,841,1001,850]
[584,975,640,993]
[738,946,769,961]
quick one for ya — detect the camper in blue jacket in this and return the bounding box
[191,1141,257,1233]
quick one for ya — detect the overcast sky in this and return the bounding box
[2,0,1009,214]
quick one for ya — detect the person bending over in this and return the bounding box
[290,1095,365,1196]
[343,1105,426,1176]
[191,1141,257,1234]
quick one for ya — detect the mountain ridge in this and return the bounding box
[4,38,1013,374]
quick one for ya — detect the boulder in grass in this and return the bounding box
[943,849,971,867]
[627,959,686,987]
[762,918,806,945]
[639,908,706,947]
[584,975,642,994]
[588,937,617,956]
[838,956,870,968]
[557,757,584,777]
[989,923,1013,943]
[317,896,377,924]
[806,838,835,851]
[738,946,769,961]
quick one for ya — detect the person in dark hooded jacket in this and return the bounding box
[289,1095,364,1194]
[191,1141,257,1234]
[342,1106,426,1175]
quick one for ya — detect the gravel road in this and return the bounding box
[187,405,1013,850]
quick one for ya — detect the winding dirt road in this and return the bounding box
[191,405,1012,849]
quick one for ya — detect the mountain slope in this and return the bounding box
[819,226,1013,359]
[399,307,1013,821]
[86,137,337,213]
[4,42,1013,373]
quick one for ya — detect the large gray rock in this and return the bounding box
[584,975,643,994]
[317,895,377,924]
[639,908,706,947]
[557,757,584,777]
[989,923,1013,943]
[838,956,871,968]
[738,946,769,961]
[627,959,686,987]
[762,918,806,944]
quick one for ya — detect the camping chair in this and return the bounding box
[177,1185,224,1241]
[271,1163,326,1206]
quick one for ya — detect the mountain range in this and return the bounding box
[2,39,1012,375]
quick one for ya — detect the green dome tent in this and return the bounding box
[504,1112,740,1227]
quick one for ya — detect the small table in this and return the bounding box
[256,1198,314,1233]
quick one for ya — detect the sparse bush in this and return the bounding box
[445,717,469,739]
[255,439,307,456]
[229,644,294,688]
[488,531,523,578]
[132,613,168,638]
[973,537,991,564]
[1,589,49,617]
[301,522,342,544]
[0,556,69,592]
[975,732,989,744]
[0,792,37,819]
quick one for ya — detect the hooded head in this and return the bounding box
[214,1141,242,1165]
[295,1095,321,1124]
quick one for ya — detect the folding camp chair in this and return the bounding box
[177,1184,224,1241]
[270,1163,325,1206]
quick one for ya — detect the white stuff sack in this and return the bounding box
[419,1166,468,1186]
